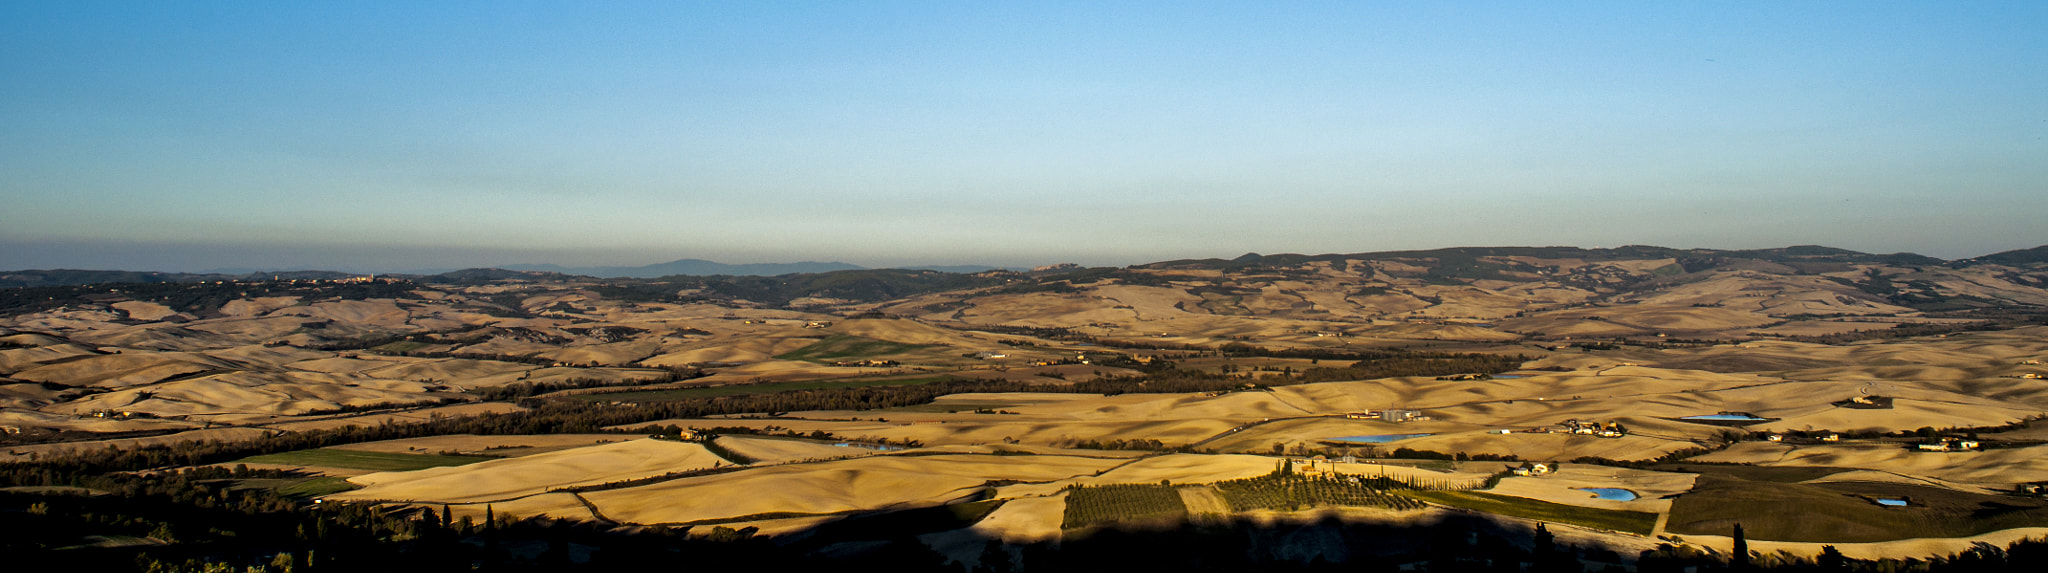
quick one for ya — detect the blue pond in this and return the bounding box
[1328,434,1433,444]
[1493,375,1525,379]
[1876,499,1909,507]
[1577,488,1638,501]
[1682,414,1768,421]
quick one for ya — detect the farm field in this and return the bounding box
[234,448,497,472]
[1665,475,2048,542]
[571,374,960,402]
[1403,490,1661,535]
[331,439,727,504]
[7,245,2048,567]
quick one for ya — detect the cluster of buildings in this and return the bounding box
[85,410,149,419]
[1488,419,1627,438]
[1916,439,1981,452]
[1346,409,1426,423]
[1559,419,1628,438]
[1765,433,1838,443]
[1289,455,1360,477]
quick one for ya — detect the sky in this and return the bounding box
[3,2,2045,273]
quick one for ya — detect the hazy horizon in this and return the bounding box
[1,238,2040,276]
[5,2,2045,273]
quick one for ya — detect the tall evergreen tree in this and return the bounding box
[1733,523,1750,570]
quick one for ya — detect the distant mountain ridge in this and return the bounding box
[501,258,862,278]
[1142,245,1954,271]
[1963,245,2048,266]
[3,244,2042,289]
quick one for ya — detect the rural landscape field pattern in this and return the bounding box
[7,244,2048,569]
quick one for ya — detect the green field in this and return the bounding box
[1666,475,2048,542]
[1402,490,1659,535]
[774,334,930,362]
[235,448,496,472]
[370,340,432,353]
[575,375,956,402]
[277,476,361,498]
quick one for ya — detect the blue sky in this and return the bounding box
[3,2,2044,272]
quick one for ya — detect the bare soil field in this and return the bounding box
[580,453,1127,525]
[333,439,726,504]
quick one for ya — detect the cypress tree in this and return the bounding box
[1733,523,1750,570]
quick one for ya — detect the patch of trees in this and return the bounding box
[464,291,537,317]
[469,370,702,401]
[0,279,420,315]
[585,283,685,304]
[664,269,1010,307]
[1295,353,1526,383]
[1763,317,2036,345]
[1211,472,1428,512]
[562,325,648,342]
[294,398,464,417]
[1061,483,1187,529]
[1061,438,1178,451]
[970,324,1086,340]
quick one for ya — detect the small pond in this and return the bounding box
[1327,434,1433,444]
[1876,498,1909,507]
[1577,488,1638,501]
[1681,414,1769,421]
[1493,375,1525,379]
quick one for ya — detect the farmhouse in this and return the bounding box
[1380,409,1421,423]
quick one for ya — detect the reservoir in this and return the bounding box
[1681,414,1769,422]
[1577,488,1638,501]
